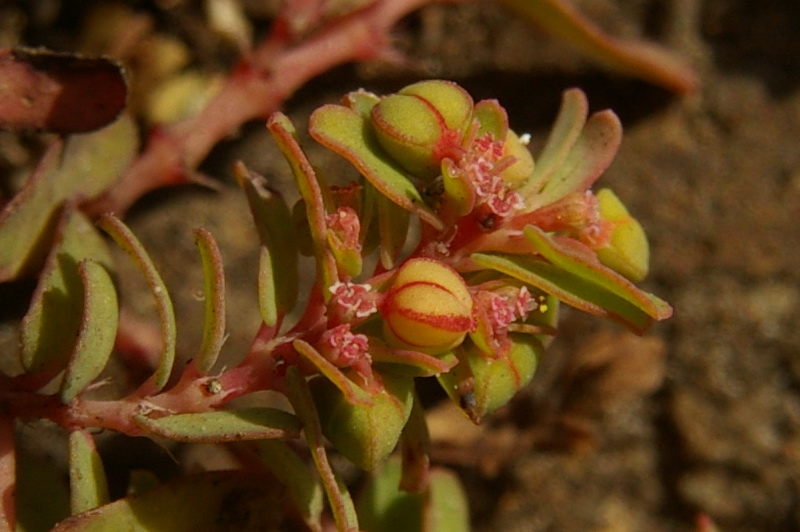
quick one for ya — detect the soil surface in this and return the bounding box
[3,1,800,531]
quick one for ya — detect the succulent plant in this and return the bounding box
[2,78,671,531]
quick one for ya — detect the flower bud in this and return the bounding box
[370,80,473,179]
[439,334,542,423]
[310,373,414,470]
[595,188,650,282]
[381,258,475,356]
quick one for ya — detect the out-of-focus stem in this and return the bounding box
[84,0,440,217]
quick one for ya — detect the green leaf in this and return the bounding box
[59,260,119,404]
[257,245,279,327]
[356,457,471,532]
[471,226,671,332]
[292,339,372,406]
[97,214,176,394]
[310,373,414,471]
[0,115,137,281]
[496,0,698,93]
[133,407,301,442]
[68,430,110,515]
[192,228,226,373]
[266,114,338,294]
[285,367,360,532]
[234,161,299,316]
[471,99,508,139]
[257,440,324,531]
[308,104,444,231]
[439,334,543,423]
[528,93,622,210]
[20,209,113,375]
[51,471,284,531]
[342,89,381,118]
[521,87,588,198]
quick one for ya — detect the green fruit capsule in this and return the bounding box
[439,334,542,423]
[370,80,474,179]
[310,373,414,470]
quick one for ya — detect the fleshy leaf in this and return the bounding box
[497,0,698,93]
[257,440,324,532]
[59,260,119,404]
[133,407,301,442]
[51,471,284,531]
[527,93,622,210]
[0,114,137,281]
[257,245,279,327]
[308,104,444,230]
[234,161,298,316]
[442,157,476,217]
[356,457,470,532]
[471,226,671,332]
[439,334,543,423]
[0,47,127,133]
[267,114,338,293]
[292,339,372,406]
[192,228,226,373]
[521,88,588,198]
[97,214,176,394]
[20,209,113,375]
[342,89,380,118]
[310,373,414,471]
[285,367,360,532]
[68,430,110,515]
[471,99,508,139]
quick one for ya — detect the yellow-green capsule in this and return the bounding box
[370,80,474,180]
[381,258,475,356]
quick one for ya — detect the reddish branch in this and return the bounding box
[85,0,443,217]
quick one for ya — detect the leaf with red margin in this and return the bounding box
[51,471,285,531]
[0,115,137,281]
[309,104,443,231]
[497,0,698,94]
[0,47,127,133]
[59,260,119,404]
[472,226,671,333]
[68,430,110,515]
[133,408,301,442]
[525,90,623,210]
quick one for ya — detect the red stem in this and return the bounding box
[84,0,442,217]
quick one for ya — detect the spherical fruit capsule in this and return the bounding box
[398,80,474,133]
[595,188,650,282]
[381,258,475,356]
[370,80,474,179]
[310,373,414,470]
